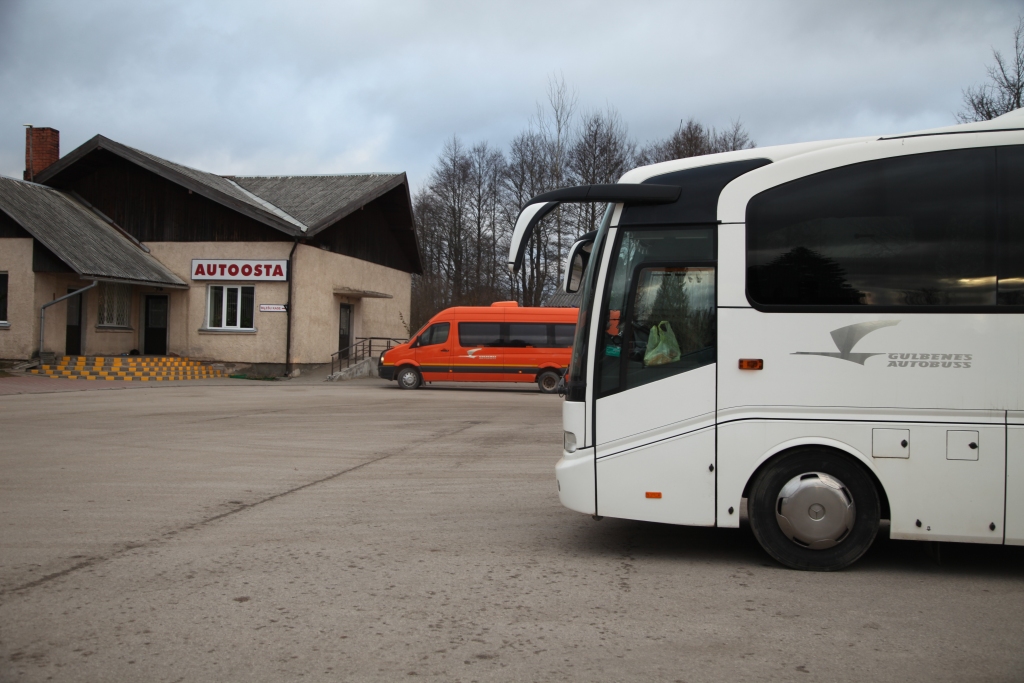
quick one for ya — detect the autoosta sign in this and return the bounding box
[190,259,288,281]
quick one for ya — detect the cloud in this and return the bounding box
[0,0,1019,188]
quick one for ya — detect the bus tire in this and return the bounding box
[748,448,880,571]
[396,366,421,390]
[537,370,561,394]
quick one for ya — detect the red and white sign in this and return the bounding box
[191,259,288,281]
[259,304,287,312]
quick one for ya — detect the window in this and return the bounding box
[97,282,131,327]
[418,322,450,346]
[508,323,548,347]
[207,285,254,329]
[746,146,1024,309]
[0,273,7,322]
[458,322,502,347]
[597,227,716,396]
[554,324,576,347]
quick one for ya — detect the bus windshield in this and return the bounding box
[565,205,613,401]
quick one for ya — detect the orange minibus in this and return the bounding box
[378,302,578,392]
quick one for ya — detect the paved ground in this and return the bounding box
[1,377,1022,682]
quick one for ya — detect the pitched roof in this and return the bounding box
[34,136,413,238]
[0,177,187,288]
[233,174,406,233]
[35,135,307,236]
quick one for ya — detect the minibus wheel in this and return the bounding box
[748,448,880,571]
[396,366,422,390]
[537,370,561,394]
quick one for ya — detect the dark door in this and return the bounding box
[338,304,352,358]
[144,296,168,355]
[65,288,82,356]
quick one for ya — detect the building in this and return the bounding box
[0,128,421,374]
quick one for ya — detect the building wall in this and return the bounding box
[0,238,36,360]
[146,242,292,364]
[2,238,412,364]
[290,244,411,364]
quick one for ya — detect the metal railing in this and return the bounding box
[330,337,407,376]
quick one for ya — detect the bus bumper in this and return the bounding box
[378,362,395,381]
[556,448,595,515]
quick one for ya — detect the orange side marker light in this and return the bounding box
[738,359,763,370]
[646,492,662,499]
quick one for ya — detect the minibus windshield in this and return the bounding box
[565,205,613,402]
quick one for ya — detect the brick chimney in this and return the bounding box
[24,126,60,181]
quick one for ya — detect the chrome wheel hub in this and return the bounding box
[775,472,855,550]
[399,371,417,388]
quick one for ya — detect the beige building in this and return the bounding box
[0,128,420,374]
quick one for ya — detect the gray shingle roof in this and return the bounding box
[544,289,581,308]
[0,177,187,288]
[233,174,405,232]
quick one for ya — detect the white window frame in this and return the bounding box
[206,284,255,330]
[96,282,132,328]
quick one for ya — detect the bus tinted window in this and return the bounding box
[998,146,1024,304]
[508,323,548,347]
[458,322,502,347]
[554,324,576,347]
[747,147,1000,308]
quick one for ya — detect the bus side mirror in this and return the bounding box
[562,236,594,294]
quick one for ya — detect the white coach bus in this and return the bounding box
[507,109,1024,570]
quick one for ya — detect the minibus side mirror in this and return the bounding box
[562,235,595,294]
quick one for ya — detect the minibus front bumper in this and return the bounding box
[556,447,595,515]
[378,356,395,380]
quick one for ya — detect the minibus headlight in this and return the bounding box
[563,431,577,453]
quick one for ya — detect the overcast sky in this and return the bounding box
[0,0,1020,190]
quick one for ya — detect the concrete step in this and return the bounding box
[29,355,224,381]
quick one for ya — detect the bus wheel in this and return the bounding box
[537,370,560,394]
[396,366,421,390]
[748,448,880,571]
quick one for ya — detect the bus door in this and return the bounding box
[453,320,505,381]
[414,321,452,382]
[505,321,549,381]
[593,226,718,525]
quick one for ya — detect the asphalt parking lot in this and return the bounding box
[1,376,1023,682]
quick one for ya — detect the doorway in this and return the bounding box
[65,288,82,356]
[144,295,168,355]
[338,303,352,358]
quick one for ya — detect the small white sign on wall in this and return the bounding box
[259,304,287,312]
[191,259,288,281]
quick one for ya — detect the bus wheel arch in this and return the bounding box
[741,442,890,521]
[395,365,422,390]
[743,444,890,571]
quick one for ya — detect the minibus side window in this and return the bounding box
[418,322,449,346]
[458,322,502,347]
[508,323,548,347]
[553,324,575,347]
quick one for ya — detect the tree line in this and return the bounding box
[410,16,1024,332]
[409,78,754,330]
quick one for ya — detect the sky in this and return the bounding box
[0,0,1021,191]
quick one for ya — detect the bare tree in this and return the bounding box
[535,75,578,284]
[567,107,636,237]
[637,117,755,165]
[958,17,1024,122]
